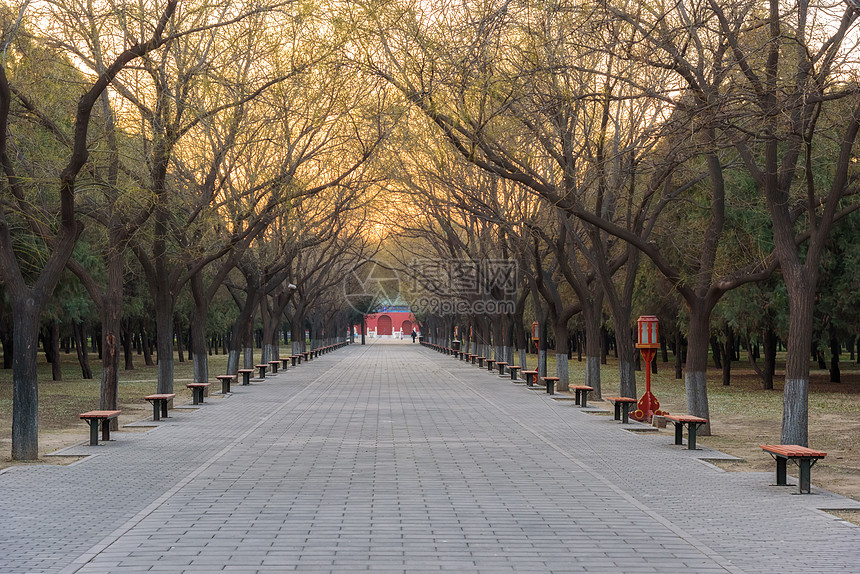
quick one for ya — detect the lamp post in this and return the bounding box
[631,316,664,422]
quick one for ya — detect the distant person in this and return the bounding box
[411,329,417,343]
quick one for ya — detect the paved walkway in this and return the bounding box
[2,341,859,573]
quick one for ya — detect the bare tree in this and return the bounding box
[0,1,179,460]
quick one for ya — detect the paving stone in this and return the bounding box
[1,341,859,573]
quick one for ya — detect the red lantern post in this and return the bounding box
[531,321,539,353]
[631,316,664,422]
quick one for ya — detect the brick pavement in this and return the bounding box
[1,340,859,573]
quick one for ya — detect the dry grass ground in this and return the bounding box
[0,347,244,469]
[2,344,859,513]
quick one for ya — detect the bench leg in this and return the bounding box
[101,419,111,441]
[621,403,630,424]
[242,373,250,386]
[192,389,200,405]
[161,400,169,419]
[673,422,684,445]
[687,423,698,450]
[88,420,99,446]
[152,401,161,421]
[776,457,787,486]
[222,381,229,394]
[547,381,555,395]
[799,459,812,494]
[613,402,621,421]
[574,389,581,406]
[581,391,589,408]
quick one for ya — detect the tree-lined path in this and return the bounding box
[1,342,859,573]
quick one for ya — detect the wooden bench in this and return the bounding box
[496,362,508,376]
[471,354,478,365]
[290,355,299,366]
[508,365,522,381]
[486,359,496,372]
[79,410,121,445]
[238,368,254,386]
[571,385,594,407]
[268,360,280,374]
[476,356,486,368]
[255,364,268,379]
[760,445,827,494]
[302,352,310,362]
[522,370,538,386]
[144,393,175,421]
[542,376,559,395]
[216,375,234,394]
[664,414,708,450]
[605,396,637,423]
[186,382,211,405]
[280,357,290,370]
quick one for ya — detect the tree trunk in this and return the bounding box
[782,276,814,446]
[554,317,569,392]
[763,328,777,390]
[141,320,154,366]
[661,334,669,363]
[73,322,92,379]
[721,325,733,386]
[49,319,62,381]
[616,328,636,400]
[11,301,41,460]
[175,319,184,363]
[537,318,548,380]
[583,309,601,396]
[190,274,210,384]
[292,318,305,356]
[829,327,840,383]
[122,321,134,371]
[513,303,527,369]
[190,311,209,383]
[1,330,11,369]
[685,302,712,434]
[99,263,123,427]
[674,329,683,380]
[711,336,722,369]
[576,331,582,362]
[816,347,827,370]
[243,317,254,369]
[154,292,175,395]
[599,325,609,365]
